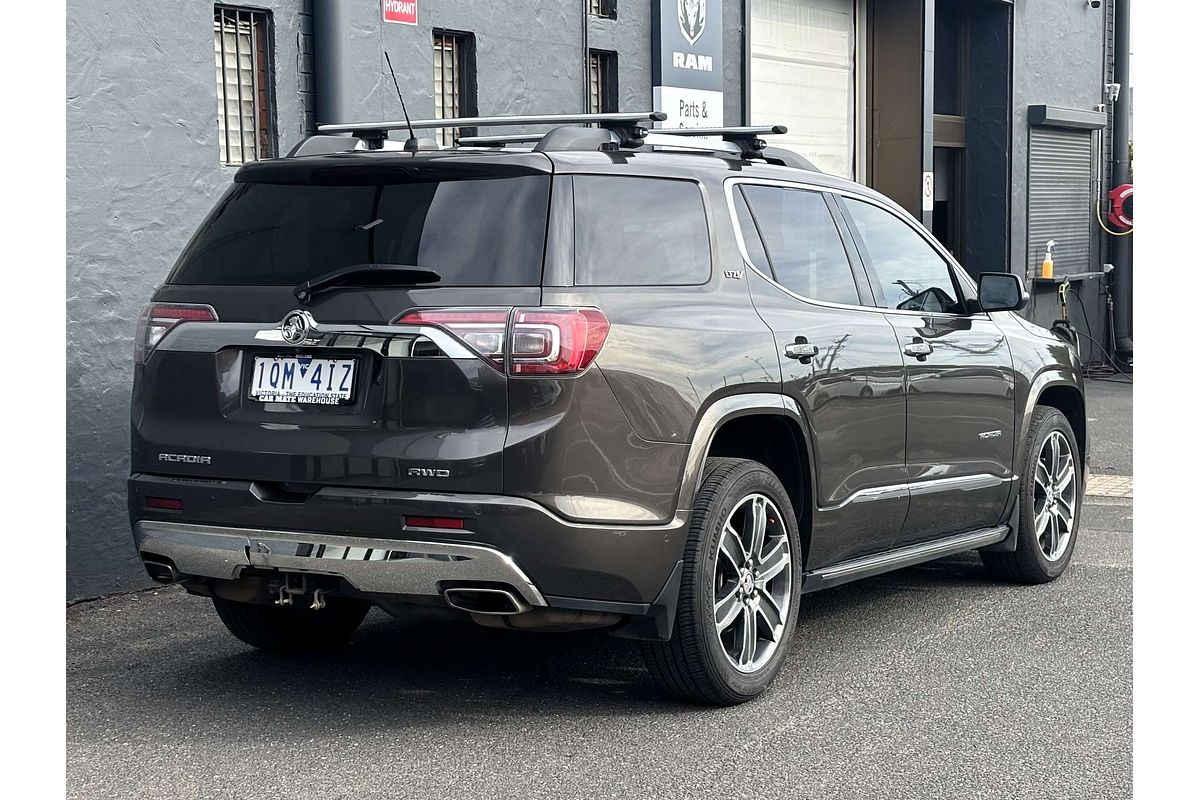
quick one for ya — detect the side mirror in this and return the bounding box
[978,272,1028,312]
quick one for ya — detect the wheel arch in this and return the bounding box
[679,394,815,569]
[1028,374,1087,463]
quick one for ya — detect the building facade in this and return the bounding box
[66,0,1128,599]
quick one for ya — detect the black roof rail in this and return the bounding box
[456,133,543,147]
[758,146,819,172]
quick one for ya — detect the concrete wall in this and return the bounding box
[313,1,660,127]
[66,0,311,599]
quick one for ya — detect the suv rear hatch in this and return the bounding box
[131,152,553,494]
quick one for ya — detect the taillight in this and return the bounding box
[394,307,610,376]
[134,303,218,364]
[395,309,509,370]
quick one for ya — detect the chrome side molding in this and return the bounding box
[817,474,1017,513]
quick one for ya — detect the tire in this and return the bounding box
[641,457,802,705]
[212,595,370,652]
[981,406,1081,583]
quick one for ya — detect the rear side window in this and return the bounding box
[572,176,711,286]
[169,175,550,286]
[739,185,861,306]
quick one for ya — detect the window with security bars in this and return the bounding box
[589,50,618,114]
[214,6,275,165]
[589,0,616,18]
[433,31,477,147]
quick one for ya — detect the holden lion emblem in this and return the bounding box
[679,0,707,46]
[280,309,316,345]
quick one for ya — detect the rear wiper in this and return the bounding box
[294,264,441,302]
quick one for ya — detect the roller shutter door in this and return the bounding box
[1027,127,1095,276]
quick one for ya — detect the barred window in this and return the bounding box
[589,50,618,114]
[434,31,476,147]
[214,6,274,165]
[589,0,616,18]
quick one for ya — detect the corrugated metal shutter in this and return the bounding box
[1027,127,1095,276]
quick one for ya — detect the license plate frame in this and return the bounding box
[248,355,358,406]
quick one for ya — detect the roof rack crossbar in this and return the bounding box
[651,125,788,138]
[642,133,744,156]
[319,111,666,136]
[650,125,788,157]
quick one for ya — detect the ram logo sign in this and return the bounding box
[678,0,707,46]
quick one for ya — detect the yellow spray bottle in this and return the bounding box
[1041,240,1057,280]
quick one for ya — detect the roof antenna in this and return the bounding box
[384,51,420,153]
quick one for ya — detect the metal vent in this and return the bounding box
[1027,127,1095,277]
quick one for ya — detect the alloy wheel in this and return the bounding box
[1032,430,1077,562]
[713,493,793,673]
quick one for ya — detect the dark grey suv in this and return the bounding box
[129,112,1087,705]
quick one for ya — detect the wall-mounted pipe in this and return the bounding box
[312,0,352,126]
[1109,0,1133,360]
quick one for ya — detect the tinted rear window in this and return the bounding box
[572,176,711,286]
[169,175,550,286]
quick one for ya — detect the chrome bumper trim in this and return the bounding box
[133,520,547,607]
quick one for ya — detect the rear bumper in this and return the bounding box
[133,519,548,607]
[129,474,688,611]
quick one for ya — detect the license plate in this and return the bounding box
[249,356,356,405]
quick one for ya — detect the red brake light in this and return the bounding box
[145,496,184,510]
[134,303,218,364]
[394,307,610,376]
[509,308,610,375]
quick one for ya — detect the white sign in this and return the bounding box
[922,171,934,212]
[653,86,724,130]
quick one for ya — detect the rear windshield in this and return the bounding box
[168,175,550,286]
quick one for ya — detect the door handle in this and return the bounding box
[784,336,819,363]
[903,338,933,361]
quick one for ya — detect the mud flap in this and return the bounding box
[978,494,1021,553]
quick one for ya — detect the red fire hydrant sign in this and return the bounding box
[382,0,418,26]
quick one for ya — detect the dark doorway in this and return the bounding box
[933,0,968,258]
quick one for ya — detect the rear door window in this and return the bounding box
[739,185,863,306]
[572,176,712,286]
[168,175,551,286]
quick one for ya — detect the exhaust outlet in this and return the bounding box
[443,587,529,616]
[141,555,183,584]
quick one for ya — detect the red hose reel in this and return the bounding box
[1107,183,1133,231]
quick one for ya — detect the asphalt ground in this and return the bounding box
[67,381,1132,799]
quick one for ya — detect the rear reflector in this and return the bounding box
[145,497,184,510]
[404,516,466,529]
[394,306,610,376]
[134,303,218,364]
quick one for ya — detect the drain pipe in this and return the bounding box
[1109,0,1133,363]
[312,0,352,126]
[581,1,590,112]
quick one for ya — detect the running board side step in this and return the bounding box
[802,526,1010,593]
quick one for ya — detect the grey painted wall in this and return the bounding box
[1011,0,1107,277]
[66,0,310,600]
[1011,0,1109,353]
